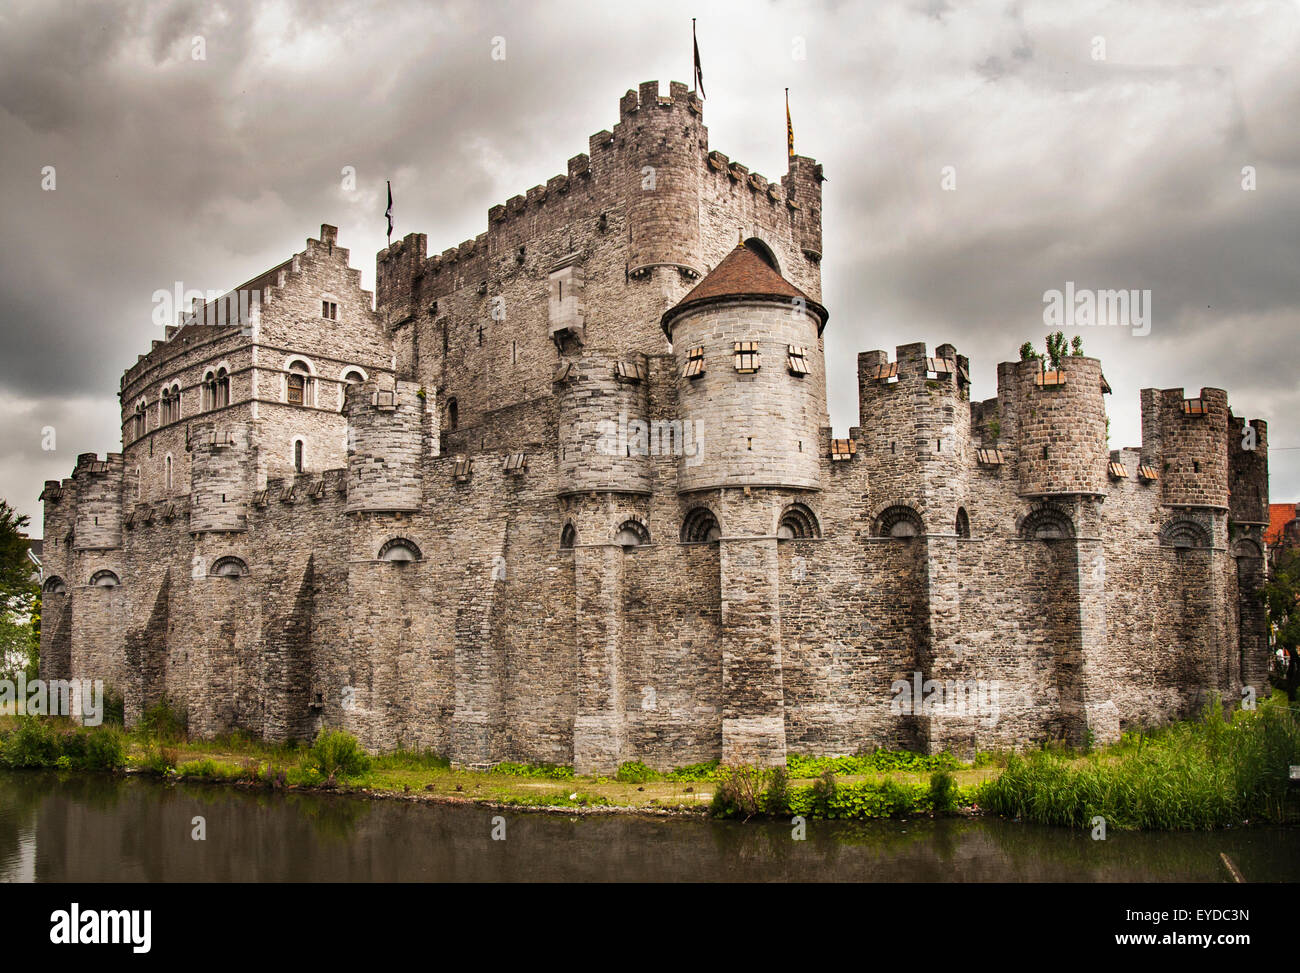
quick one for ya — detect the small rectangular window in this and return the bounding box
[615,361,645,382]
[787,346,809,376]
[321,301,338,320]
[734,341,760,373]
[830,438,856,461]
[682,347,705,379]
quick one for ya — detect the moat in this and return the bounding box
[2,771,1297,882]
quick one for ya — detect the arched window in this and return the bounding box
[681,506,722,543]
[875,505,923,538]
[294,439,304,474]
[614,520,650,548]
[209,556,248,578]
[215,368,230,408]
[446,397,459,431]
[378,537,421,562]
[1160,518,1210,549]
[89,569,120,588]
[132,400,147,441]
[744,237,780,275]
[43,576,66,595]
[340,369,365,411]
[202,371,216,411]
[560,523,577,549]
[286,360,312,407]
[1019,504,1075,540]
[955,507,971,539]
[164,454,173,493]
[778,503,821,540]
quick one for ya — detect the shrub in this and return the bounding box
[928,770,957,813]
[764,767,789,815]
[177,759,221,778]
[664,760,719,782]
[138,699,187,742]
[305,729,371,780]
[100,685,125,727]
[489,761,574,780]
[615,760,661,784]
[712,770,769,822]
[787,750,961,778]
[82,728,126,770]
[1,717,61,768]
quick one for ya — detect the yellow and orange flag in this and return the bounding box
[786,88,794,158]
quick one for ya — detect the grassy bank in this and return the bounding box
[976,699,1300,830]
[2,696,1296,829]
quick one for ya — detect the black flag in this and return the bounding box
[693,19,705,99]
[385,180,393,243]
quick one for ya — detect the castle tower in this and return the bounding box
[72,452,125,551]
[555,351,653,496]
[620,81,705,278]
[1003,356,1109,499]
[1141,387,1230,510]
[188,419,254,533]
[345,378,429,513]
[663,242,828,493]
[856,341,972,528]
[658,244,829,766]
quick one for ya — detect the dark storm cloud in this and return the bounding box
[1,0,1298,527]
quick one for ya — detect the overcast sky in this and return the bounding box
[1,0,1297,531]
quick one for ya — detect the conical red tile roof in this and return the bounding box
[661,243,828,334]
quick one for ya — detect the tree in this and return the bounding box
[1260,548,1300,701]
[1019,333,1081,369]
[1045,331,1069,371]
[0,500,39,680]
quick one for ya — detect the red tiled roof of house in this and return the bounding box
[1265,502,1298,544]
[661,243,828,334]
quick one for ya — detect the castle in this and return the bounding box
[38,80,1274,771]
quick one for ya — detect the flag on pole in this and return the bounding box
[786,88,794,159]
[693,19,706,99]
[385,180,394,243]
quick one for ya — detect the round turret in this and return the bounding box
[1141,387,1230,509]
[1014,356,1108,497]
[662,243,828,492]
[556,351,653,495]
[188,419,253,533]
[72,453,124,550]
[622,81,705,276]
[345,379,425,512]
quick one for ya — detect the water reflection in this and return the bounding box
[1,771,1296,882]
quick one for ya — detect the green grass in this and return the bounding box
[977,699,1300,830]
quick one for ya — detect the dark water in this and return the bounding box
[1,771,1296,882]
